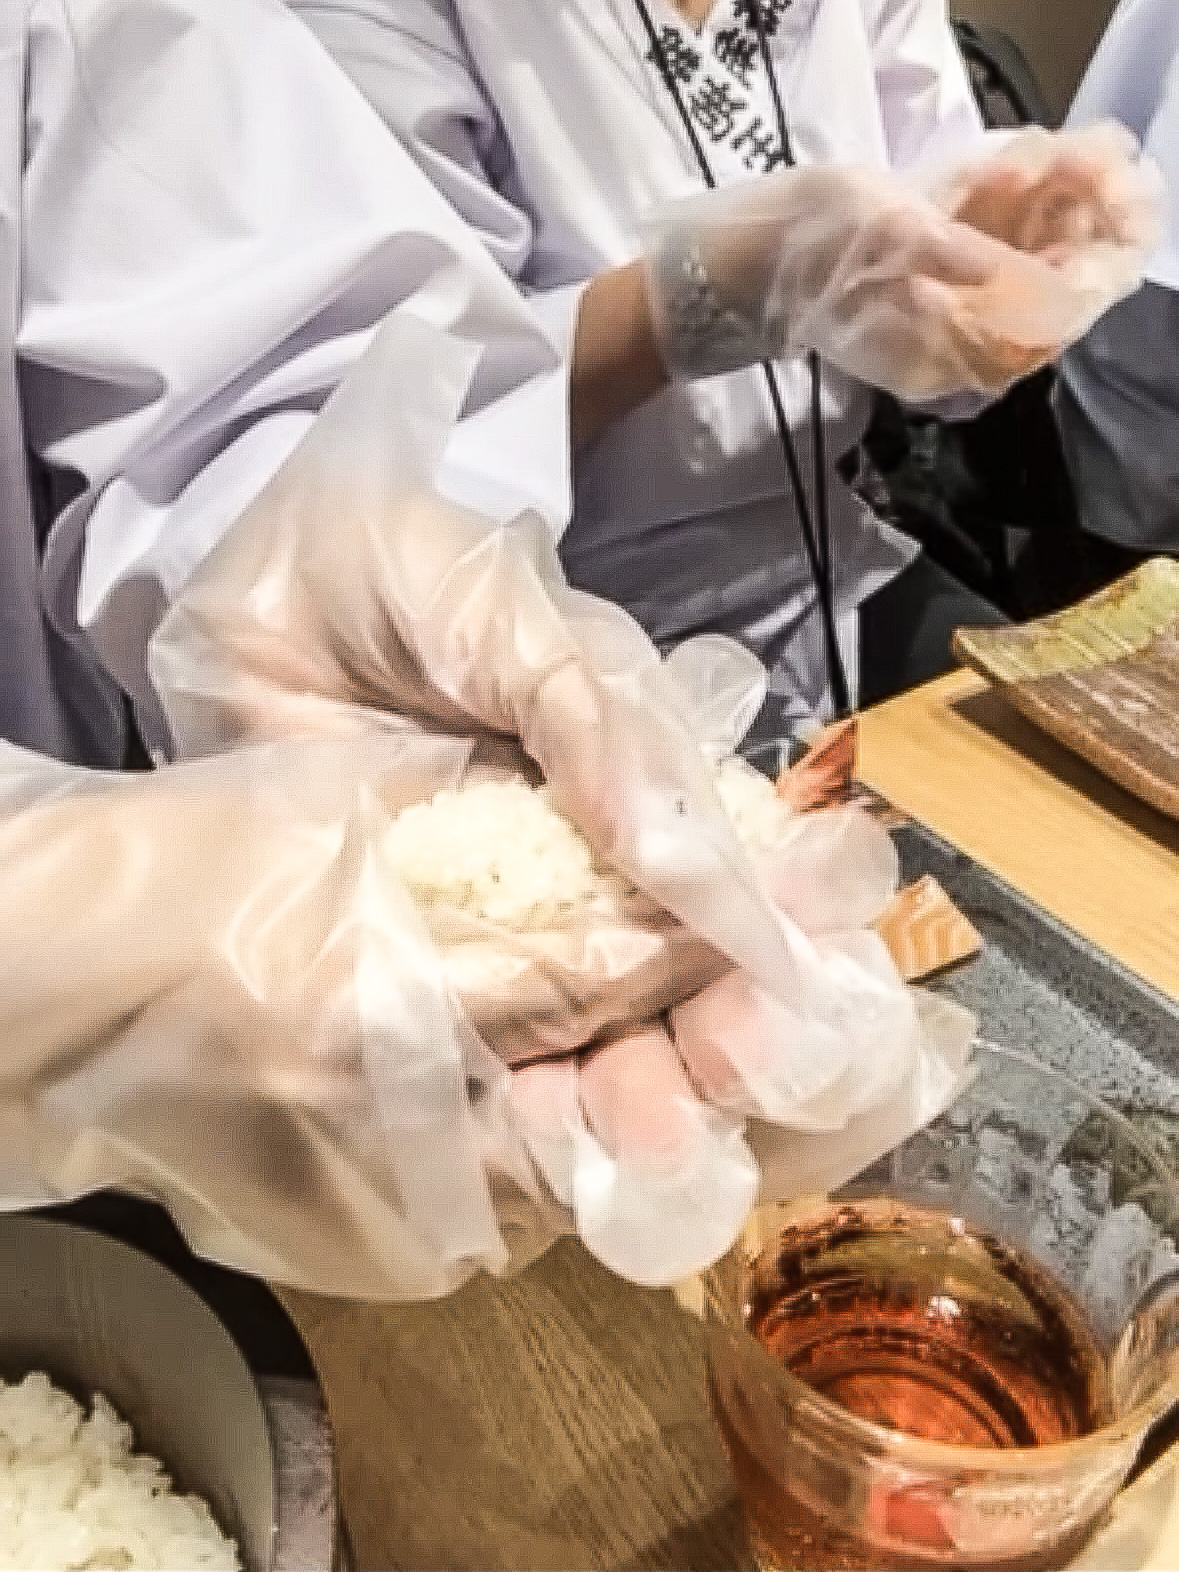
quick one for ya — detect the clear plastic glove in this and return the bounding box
[142,312,980,1290]
[505,806,976,1287]
[642,122,1161,400]
[509,956,975,1288]
[931,122,1159,273]
[0,727,974,1296]
[0,735,527,1302]
[509,1027,760,1289]
[152,313,792,998]
[923,120,1165,350]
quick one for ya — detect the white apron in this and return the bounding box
[291,0,987,730]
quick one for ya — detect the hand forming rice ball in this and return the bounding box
[379,757,800,1058]
[0,1371,239,1571]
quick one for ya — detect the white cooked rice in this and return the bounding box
[383,758,794,930]
[711,756,797,852]
[0,1371,239,1571]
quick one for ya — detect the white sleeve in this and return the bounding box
[289,0,589,360]
[1068,0,1179,290]
[288,0,532,273]
[22,0,573,754]
[1141,62,1179,289]
[1067,0,1179,143]
[864,0,986,172]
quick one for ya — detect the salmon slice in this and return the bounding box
[776,717,860,811]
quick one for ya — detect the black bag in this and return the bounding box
[950,19,1054,131]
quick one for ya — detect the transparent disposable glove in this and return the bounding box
[146,313,977,1289]
[0,734,525,1301]
[505,805,976,1287]
[0,726,973,1295]
[928,121,1163,318]
[153,313,792,997]
[642,121,1161,400]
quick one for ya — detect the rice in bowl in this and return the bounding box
[0,1371,239,1571]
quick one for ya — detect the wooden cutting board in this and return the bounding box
[953,558,1179,820]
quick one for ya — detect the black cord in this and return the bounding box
[809,349,831,587]
[633,0,850,717]
[747,14,837,616]
[631,1,718,190]
[757,364,841,691]
[745,9,836,600]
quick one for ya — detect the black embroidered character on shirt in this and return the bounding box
[731,113,786,171]
[646,24,702,85]
[689,75,747,140]
[711,25,759,87]
[732,0,793,39]
[647,0,797,175]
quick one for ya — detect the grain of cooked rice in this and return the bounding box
[383,758,793,930]
[0,1371,239,1571]
[711,756,796,851]
[382,780,633,930]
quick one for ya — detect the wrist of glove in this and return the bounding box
[645,223,782,379]
[642,164,831,380]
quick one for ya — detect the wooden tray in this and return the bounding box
[952,558,1179,820]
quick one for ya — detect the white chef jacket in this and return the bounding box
[1068,0,1179,292]
[1054,0,1179,551]
[9,0,570,763]
[290,0,988,732]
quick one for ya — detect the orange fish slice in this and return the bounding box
[776,717,860,812]
[872,875,983,983]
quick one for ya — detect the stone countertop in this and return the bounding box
[896,820,1179,1173]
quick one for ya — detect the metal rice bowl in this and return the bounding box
[0,1213,341,1571]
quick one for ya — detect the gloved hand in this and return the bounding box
[931,122,1159,268]
[925,120,1163,337]
[152,313,791,994]
[147,313,976,1289]
[641,122,1161,400]
[0,725,972,1297]
[0,734,520,1301]
[505,804,975,1288]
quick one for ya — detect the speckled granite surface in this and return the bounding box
[897,822,1179,1174]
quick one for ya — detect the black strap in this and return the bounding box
[633,0,850,716]
[633,1,720,189]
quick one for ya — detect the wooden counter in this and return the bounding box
[281,1241,743,1571]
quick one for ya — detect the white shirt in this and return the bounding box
[291,0,987,731]
[1055,0,1179,551]
[12,0,571,761]
[1068,0,1179,290]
